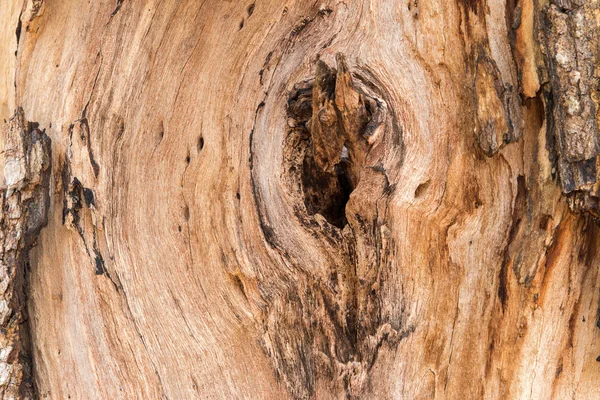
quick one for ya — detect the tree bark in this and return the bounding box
[1,0,600,399]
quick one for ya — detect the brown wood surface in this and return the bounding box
[1,0,600,399]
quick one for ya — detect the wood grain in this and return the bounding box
[1,0,600,398]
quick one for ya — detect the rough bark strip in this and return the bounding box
[0,109,51,399]
[541,0,600,214]
[457,0,524,156]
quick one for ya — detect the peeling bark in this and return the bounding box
[541,0,600,215]
[0,109,50,399]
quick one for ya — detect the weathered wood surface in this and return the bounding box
[0,110,51,399]
[1,0,600,399]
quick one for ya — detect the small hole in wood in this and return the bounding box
[414,180,430,198]
[157,121,165,143]
[231,274,248,299]
[539,214,552,230]
[198,136,205,151]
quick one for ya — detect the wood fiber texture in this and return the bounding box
[0,109,51,399]
[1,0,600,399]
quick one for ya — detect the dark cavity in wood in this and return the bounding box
[286,54,383,228]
